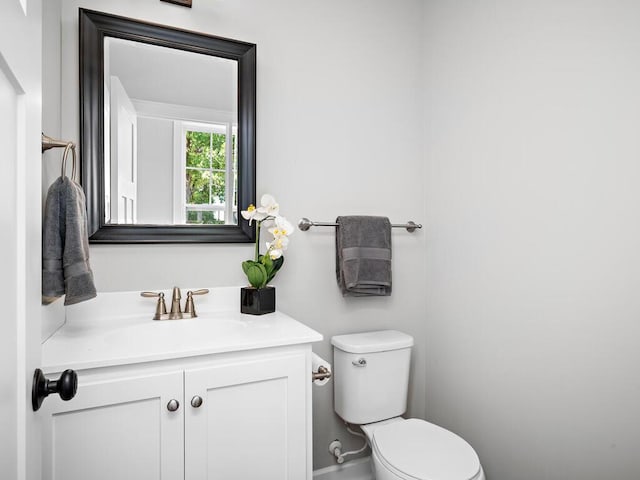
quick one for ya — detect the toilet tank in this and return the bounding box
[332,330,414,425]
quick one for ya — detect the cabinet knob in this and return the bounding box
[32,368,78,411]
[191,395,203,408]
[167,399,180,412]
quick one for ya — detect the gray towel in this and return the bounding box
[42,176,97,305]
[335,216,392,297]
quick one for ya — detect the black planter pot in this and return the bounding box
[240,286,276,315]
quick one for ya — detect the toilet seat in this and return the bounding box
[370,419,481,480]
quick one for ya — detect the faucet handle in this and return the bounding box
[189,289,210,296]
[184,289,210,317]
[140,291,168,320]
[141,291,163,297]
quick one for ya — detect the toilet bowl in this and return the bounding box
[361,417,485,480]
[331,330,485,480]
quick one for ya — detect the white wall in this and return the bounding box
[49,0,426,470]
[423,1,640,479]
[42,0,66,340]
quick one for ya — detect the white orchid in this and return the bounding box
[242,194,281,225]
[266,235,290,260]
[268,249,283,260]
[268,216,294,239]
[240,204,266,225]
[241,194,293,289]
[256,194,279,217]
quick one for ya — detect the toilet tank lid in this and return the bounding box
[331,330,414,354]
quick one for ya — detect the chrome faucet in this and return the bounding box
[141,287,210,320]
[170,286,182,319]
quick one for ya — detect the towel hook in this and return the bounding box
[42,134,78,182]
[61,142,77,181]
[41,133,68,152]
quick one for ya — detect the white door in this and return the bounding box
[0,1,43,480]
[110,75,138,223]
[41,371,184,480]
[184,353,309,480]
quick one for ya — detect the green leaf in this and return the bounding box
[260,254,273,269]
[272,256,284,271]
[242,260,255,276]
[244,262,268,288]
[265,256,284,284]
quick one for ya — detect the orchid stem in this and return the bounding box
[255,220,261,262]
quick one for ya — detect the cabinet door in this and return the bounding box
[41,370,184,480]
[185,352,308,480]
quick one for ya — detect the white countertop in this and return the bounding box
[41,287,322,373]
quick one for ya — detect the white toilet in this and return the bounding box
[332,330,485,480]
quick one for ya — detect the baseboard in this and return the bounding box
[313,456,372,480]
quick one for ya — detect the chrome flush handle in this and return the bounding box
[352,358,367,367]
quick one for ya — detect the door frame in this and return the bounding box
[0,1,44,479]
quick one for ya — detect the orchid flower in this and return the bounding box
[241,194,293,289]
[240,204,268,225]
[268,249,283,260]
[256,194,279,217]
[266,236,289,250]
[268,216,294,239]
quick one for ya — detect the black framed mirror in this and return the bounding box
[80,9,256,243]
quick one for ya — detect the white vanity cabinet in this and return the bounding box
[40,291,322,480]
[41,347,311,480]
[184,350,307,479]
[41,369,185,480]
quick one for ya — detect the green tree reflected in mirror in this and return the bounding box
[184,126,237,225]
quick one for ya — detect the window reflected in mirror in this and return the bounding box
[181,122,237,225]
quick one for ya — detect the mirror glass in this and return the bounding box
[80,9,256,243]
[105,37,238,226]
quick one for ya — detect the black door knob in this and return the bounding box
[32,368,78,411]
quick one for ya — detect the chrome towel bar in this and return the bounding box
[298,217,422,233]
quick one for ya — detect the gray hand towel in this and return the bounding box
[42,176,97,305]
[335,216,392,297]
